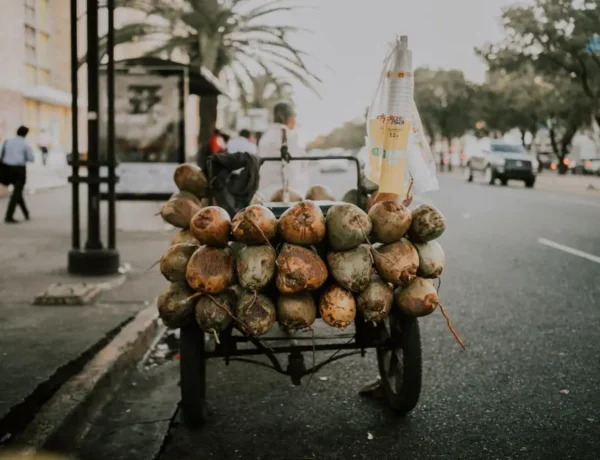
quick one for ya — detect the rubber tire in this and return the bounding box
[485,167,495,185]
[525,178,536,188]
[376,311,422,415]
[500,178,508,186]
[464,165,473,182]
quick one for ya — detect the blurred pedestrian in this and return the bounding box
[257,101,310,198]
[38,128,52,166]
[227,129,257,154]
[1,125,34,223]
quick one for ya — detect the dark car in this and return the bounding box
[464,139,538,188]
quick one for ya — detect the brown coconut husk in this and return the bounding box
[186,246,235,294]
[275,243,328,294]
[231,205,277,244]
[278,200,326,245]
[190,206,231,248]
[174,163,207,199]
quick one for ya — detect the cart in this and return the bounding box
[179,155,423,427]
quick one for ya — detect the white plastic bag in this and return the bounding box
[366,36,438,196]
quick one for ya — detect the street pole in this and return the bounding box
[68,0,119,275]
[107,0,117,250]
[86,0,101,251]
[69,0,80,252]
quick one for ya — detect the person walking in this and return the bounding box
[256,101,310,199]
[38,129,52,166]
[1,125,34,223]
[227,129,257,154]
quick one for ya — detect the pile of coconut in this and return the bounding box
[155,167,464,350]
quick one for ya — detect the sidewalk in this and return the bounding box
[0,186,173,445]
[0,163,70,199]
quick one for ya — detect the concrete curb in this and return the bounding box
[13,303,160,454]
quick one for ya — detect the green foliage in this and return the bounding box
[413,68,478,141]
[476,0,600,122]
[306,120,366,151]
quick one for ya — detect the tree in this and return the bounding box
[476,66,549,146]
[414,67,478,145]
[87,0,319,144]
[539,75,594,172]
[477,0,600,125]
[306,119,366,151]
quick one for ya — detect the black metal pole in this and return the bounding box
[85,0,102,250]
[70,0,80,250]
[107,0,116,249]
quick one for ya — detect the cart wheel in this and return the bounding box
[376,309,422,414]
[180,323,207,427]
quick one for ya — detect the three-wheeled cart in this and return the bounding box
[179,155,423,427]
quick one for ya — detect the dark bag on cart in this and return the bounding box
[208,152,261,216]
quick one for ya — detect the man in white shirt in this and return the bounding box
[227,129,257,155]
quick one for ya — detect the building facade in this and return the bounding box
[0,0,71,150]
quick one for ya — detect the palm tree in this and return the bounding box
[90,0,319,143]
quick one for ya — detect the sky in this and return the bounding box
[263,0,523,143]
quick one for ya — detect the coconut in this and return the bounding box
[190,206,231,247]
[356,275,394,322]
[170,229,198,246]
[186,246,234,294]
[170,190,201,205]
[236,245,277,291]
[327,245,373,293]
[341,189,359,206]
[160,196,201,229]
[326,203,372,252]
[372,239,419,286]
[368,201,412,244]
[394,277,438,317]
[407,205,446,243]
[157,283,196,329]
[276,243,328,294]
[278,201,326,245]
[277,292,317,331]
[174,163,207,199]
[231,205,277,244]
[414,240,445,278]
[270,188,303,203]
[236,290,276,336]
[319,284,356,329]
[305,184,335,201]
[160,242,200,283]
[195,293,233,335]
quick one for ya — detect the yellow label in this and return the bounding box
[378,157,406,195]
[368,118,385,147]
[384,121,411,151]
[369,147,382,183]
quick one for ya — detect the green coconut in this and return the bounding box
[326,203,372,251]
[170,229,198,246]
[160,242,200,283]
[394,277,438,317]
[277,293,317,331]
[407,205,446,243]
[236,290,276,336]
[174,163,207,199]
[356,275,394,322]
[157,282,196,329]
[327,245,373,293]
[195,293,234,335]
[236,244,277,291]
[414,240,446,278]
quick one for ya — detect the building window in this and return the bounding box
[25,0,36,24]
[39,69,51,85]
[38,32,50,67]
[26,64,37,86]
[38,0,50,30]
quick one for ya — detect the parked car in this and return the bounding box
[464,139,538,188]
[582,158,600,175]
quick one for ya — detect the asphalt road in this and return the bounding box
[153,170,600,460]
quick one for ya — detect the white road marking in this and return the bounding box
[538,238,600,264]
